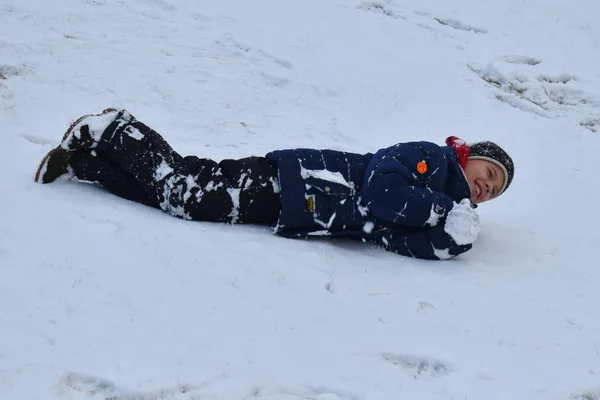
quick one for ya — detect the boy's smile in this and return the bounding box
[473,179,483,202]
[464,159,506,204]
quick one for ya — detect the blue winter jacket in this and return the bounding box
[265,141,472,260]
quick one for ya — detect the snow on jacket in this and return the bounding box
[265,141,472,260]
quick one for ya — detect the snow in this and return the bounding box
[300,167,353,189]
[1,0,600,399]
[84,111,121,140]
[204,181,223,192]
[444,199,482,246]
[160,175,190,220]
[432,247,452,261]
[183,175,201,203]
[69,110,120,144]
[326,213,337,229]
[362,221,375,234]
[226,187,241,224]
[153,160,174,181]
[124,125,145,141]
[424,204,442,227]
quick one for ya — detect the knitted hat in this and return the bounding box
[468,141,515,196]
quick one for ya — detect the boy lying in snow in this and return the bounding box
[35,108,514,260]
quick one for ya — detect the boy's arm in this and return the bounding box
[375,225,473,260]
[361,143,456,228]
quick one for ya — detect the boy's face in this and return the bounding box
[464,159,505,204]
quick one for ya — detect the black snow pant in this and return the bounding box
[69,110,281,225]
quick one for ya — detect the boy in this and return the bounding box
[34,108,514,260]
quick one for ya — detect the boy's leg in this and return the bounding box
[69,151,158,208]
[60,109,281,224]
[216,156,281,224]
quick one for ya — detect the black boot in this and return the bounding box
[34,108,120,183]
[59,108,120,151]
[34,147,73,183]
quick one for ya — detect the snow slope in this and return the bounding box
[2,0,600,399]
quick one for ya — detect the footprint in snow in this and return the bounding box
[0,63,29,79]
[498,55,542,66]
[434,17,488,34]
[414,22,458,40]
[416,301,435,313]
[571,387,600,400]
[54,371,225,400]
[215,36,294,70]
[537,73,577,84]
[54,373,358,400]
[356,2,403,20]
[147,0,177,12]
[247,386,361,400]
[324,281,336,294]
[84,0,108,6]
[580,118,600,132]
[380,353,452,379]
[54,372,119,398]
[260,72,292,88]
[469,61,600,130]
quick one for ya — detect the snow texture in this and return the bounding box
[424,204,442,227]
[2,0,600,400]
[432,247,452,261]
[444,199,482,245]
[154,160,174,181]
[227,187,241,223]
[59,109,120,150]
[300,167,354,189]
[124,125,145,141]
[79,110,119,140]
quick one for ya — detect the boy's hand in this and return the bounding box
[444,199,481,245]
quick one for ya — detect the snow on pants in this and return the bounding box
[70,110,281,225]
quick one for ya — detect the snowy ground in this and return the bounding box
[2,0,600,399]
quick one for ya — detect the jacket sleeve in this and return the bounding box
[375,225,472,260]
[361,142,456,228]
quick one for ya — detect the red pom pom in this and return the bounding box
[445,136,470,169]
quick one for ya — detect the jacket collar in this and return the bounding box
[441,146,472,203]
